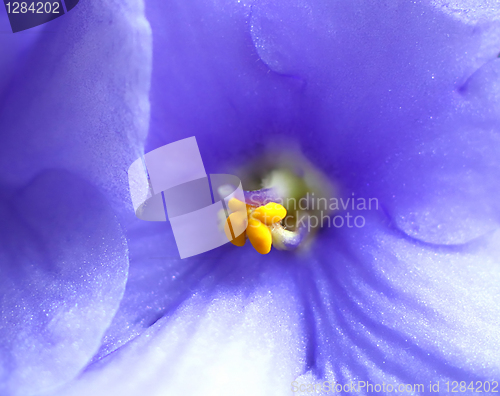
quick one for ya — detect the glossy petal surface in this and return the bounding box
[0,171,128,395]
[249,0,500,244]
[298,214,500,386]
[50,240,306,396]
[0,0,151,213]
[0,0,151,394]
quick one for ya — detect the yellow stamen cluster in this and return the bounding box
[224,199,287,254]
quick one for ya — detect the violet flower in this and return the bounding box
[1,0,500,395]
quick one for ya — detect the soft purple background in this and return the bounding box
[0,0,499,395]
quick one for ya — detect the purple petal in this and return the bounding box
[0,0,152,214]
[378,60,500,244]
[46,245,306,396]
[92,219,294,360]
[299,214,500,386]
[0,171,128,395]
[48,213,500,395]
[145,0,500,244]
[0,14,44,95]
[144,0,303,170]
[90,221,181,359]
[49,0,500,393]
[432,0,500,24]
[249,0,500,244]
[0,0,152,393]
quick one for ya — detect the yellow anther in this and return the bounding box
[224,212,247,247]
[246,217,272,254]
[224,200,286,254]
[228,198,247,213]
[251,202,287,225]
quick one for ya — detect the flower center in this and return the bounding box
[225,199,288,254]
[223,149,335,255]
